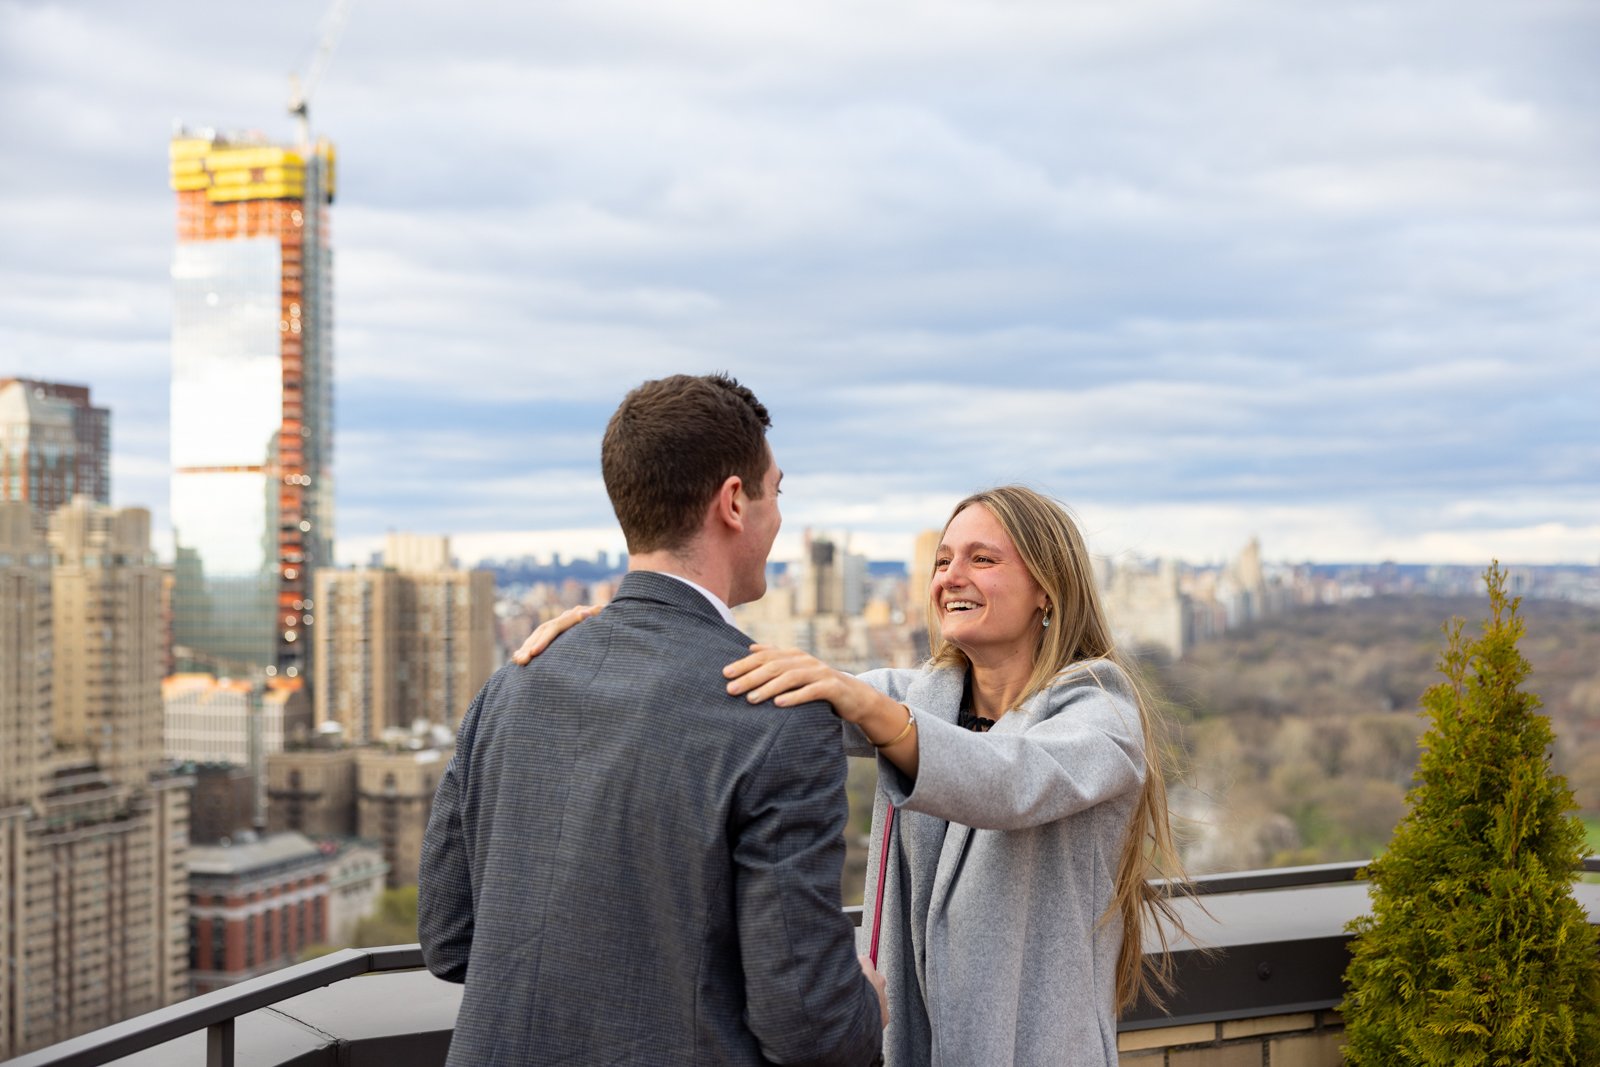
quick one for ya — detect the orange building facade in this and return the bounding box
[168,132,336,680]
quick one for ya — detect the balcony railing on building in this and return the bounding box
[11,859,1600,1067]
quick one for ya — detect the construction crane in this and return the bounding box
[288,0,354,149]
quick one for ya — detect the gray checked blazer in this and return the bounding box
[418,570,882,1066]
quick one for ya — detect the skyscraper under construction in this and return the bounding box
[168,129,335,679]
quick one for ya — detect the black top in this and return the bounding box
[956,672,998,732]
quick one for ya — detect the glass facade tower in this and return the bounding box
[169,131,335,679]
[0,378,110,520]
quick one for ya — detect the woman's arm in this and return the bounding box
[725,647,922,780]
[837,669,922,758]
[518,616,911,766]
[890,666,1145,831]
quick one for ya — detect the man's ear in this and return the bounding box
[712,474,746,533]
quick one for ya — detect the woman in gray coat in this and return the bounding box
[725,486,1187,1066]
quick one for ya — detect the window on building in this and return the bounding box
[211,916,225,971]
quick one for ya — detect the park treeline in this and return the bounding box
[1151,594,1600,873]
[835,594,1600,898]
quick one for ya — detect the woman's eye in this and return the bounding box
[934,558,950,569]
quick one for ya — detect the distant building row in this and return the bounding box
[0,499,188,1060]
[166,532,494,896]
[165,533,495,759]
[0,492,497,1058]
[1098,538,1286,661]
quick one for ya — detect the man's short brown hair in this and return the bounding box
[602,373,773,554]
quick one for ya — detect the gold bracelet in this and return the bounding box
[871,705,916,749]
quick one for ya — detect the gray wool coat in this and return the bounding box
[850,659,1145,1067]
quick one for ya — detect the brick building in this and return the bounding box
[187,831,332,994]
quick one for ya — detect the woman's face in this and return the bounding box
[931,504,1048,659]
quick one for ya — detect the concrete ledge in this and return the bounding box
[1118,1009,1345,1067]
[1219,1010,1317,1039]
[1118,1022,1215,1051]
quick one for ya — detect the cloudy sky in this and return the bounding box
[3,0,1597,567]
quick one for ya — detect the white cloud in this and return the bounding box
[3,0,1597,570]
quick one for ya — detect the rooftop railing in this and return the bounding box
[11,859,1600,1067]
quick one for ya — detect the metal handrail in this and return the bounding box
[11,857,1599,1066]
[1160,854,1600,897]
[1172,859,1367,896]
[5,946,425,1067]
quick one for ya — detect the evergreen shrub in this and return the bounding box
[1341,563,1600,1064]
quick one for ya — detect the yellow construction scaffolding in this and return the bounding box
[168,135,334,204]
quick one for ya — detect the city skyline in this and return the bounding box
[3,1,1597,567]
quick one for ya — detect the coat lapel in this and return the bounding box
[904,667,975,921]
[905,664,965,727]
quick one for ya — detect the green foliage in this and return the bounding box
[351,885,420,948]
[1342,564,1600,1064]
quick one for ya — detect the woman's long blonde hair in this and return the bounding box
[926,485,1190,1014]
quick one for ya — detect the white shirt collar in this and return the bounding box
[656,571,738,628]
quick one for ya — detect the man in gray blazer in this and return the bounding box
[418,373,886,1065]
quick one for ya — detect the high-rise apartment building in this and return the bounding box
[0,500,191,1060]
[356,745,448,887]
[793,530,868,619]
[7,764,192,1052]
[0,504,51,1057]
[0,378,110,522]
[188,763,258,846]
[165,674,312,841]
[265,738,450,889]
[164,674,312,769]
[48,500,164,785]
[168,129,336,679]
[314,534,496,742]
[0,503,50,811]
[1100,559,1190,662]
[266,746,358,839]
[911,528,940,625]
